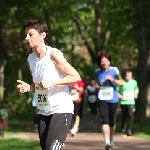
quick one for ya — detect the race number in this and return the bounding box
[98,87,113,100]
[35,84,51,110]
[123,91,134,100]
[88,95,96,103]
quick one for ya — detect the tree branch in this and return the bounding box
[101,14,111,51]
[73,16,95,63]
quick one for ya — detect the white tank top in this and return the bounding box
[27,46,74,115]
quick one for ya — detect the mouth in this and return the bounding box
[22,40,29,44]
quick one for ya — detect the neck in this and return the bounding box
[102,67,109,71]
[125,79,131,81]
[34,44,47,59]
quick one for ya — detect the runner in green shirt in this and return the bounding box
[117,69,139,136]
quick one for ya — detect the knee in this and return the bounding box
[109,122,115,127]
[101,118,109,125]
[109,118,116,127]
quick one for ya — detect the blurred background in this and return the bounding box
[0,0,150,127]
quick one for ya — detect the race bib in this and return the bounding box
[35,84,51,110]
[123,91,134,100]
[98,87,113,100]
[88,95,96,103]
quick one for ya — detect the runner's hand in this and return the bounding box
[106,75,114,82]
[120,95,125,100]
[38,80,54,89]
[134,95,138,99]
[17,80,30,93]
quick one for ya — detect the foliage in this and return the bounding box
[3,52,33,115]
[0,0,149,121]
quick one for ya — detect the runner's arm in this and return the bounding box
[134,88,139,99]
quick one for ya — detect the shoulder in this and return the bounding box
[79,80,85,87]
[95,68,101,73]
[109,66,119,75]
[48,48,64,62]
[131,79,138,84]
[47,46,63,57]
[86,85,91,90]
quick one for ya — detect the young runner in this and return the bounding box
[118,69,139,136]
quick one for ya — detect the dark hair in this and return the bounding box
[23,19,49,44]
[96,53,111,67]
[122,69,133,79]
[125,69,132,73]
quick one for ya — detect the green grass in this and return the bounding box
[0,138,41,150]
[5,124,26,133]
[8,114,33,122]
[0,114,41,150]
[4,114,33,133]
[116,113,150,140]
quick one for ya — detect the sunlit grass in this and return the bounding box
[116,113,150,140]
[0,138,41,150]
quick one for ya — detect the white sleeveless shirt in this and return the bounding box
[27,46,74,115]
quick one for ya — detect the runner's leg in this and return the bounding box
[97,101,110,145]
[38,113,72,150]
[121,105,127,132]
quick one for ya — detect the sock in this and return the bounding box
[105,140,110,145]
[110,135,114,140]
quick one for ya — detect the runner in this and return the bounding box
[118,69,139,136]
[95,53,123,150]
[17,19,80,150]
[79,78,86,119]
[70,81,84,136]
[86,79,98,123]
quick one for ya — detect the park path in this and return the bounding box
[24,112,150,150]
[1,111,149,150]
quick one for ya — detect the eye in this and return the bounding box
[29,33,33,36]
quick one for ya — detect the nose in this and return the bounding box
[25,36,28,41]
[25,34,30,41]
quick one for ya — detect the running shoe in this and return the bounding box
[121,128,126,133]
[127,130,132,136]
[70,126,79,136]
[110,138,114,149]
[105,144,111,150]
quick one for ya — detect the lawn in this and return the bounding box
[116,112,150,140]
[0,138,41,150]
[5,114,33,133]
[0,114,41,150]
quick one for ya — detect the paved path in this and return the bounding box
[2,112,150,150]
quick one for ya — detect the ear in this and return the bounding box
[42,32,46,39]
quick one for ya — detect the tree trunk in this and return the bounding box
[134,0,148,123]
[94,0,101,56]
[0,60,6,101]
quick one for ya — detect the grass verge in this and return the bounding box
[0,138,40,150]
[116,113,150,140]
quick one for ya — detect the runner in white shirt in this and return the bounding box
[17,19,80,150]
[86,79,98,123]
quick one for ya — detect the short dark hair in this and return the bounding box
[122,69,133,79]
[96,53,111,67]
[23,19,49,44]
[125,69,132,73]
